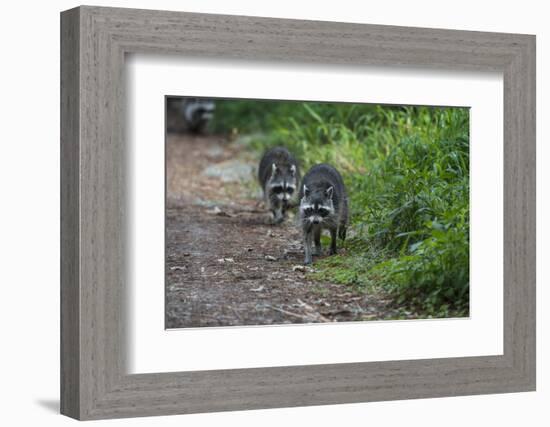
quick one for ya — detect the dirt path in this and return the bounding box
[166,133,403,328]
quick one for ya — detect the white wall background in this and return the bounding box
[0,0,546,425]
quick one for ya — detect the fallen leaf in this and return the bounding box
[292,265,313,273]
[207,206,232,217]
[207,206,222,215]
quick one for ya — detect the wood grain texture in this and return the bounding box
[60,7,80,419]
[60,5,536,420]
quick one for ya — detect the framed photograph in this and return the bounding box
[163,98,471,330]
[61,6,536,420]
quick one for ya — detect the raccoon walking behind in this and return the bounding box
[258,147,300,224]
[298,164,349,264]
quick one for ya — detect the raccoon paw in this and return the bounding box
[272,215,285,225]
[266,214,281,225]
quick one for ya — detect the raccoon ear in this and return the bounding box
[290,164,296,176]
[303,184,310,196]
[325,186,334,199]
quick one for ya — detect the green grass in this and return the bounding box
[210,100,470,317]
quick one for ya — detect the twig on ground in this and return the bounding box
[266,304,330,323]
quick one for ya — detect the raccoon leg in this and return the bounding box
[329,227,338,255]
[338,224,347,241]
[312,226,322,256]
[272,206,284,224]
[304,228,314,265]
[269,199,284,224]
[280,204,288,221]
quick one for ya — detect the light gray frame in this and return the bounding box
[61,5,536,420]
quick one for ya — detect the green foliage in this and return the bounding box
[212,100,470,317]
[208,99,296,134]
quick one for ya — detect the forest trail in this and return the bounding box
[166,133,406,328]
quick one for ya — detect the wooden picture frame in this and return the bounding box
[60,5,536,420]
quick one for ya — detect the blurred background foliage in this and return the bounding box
[209,99,470,317]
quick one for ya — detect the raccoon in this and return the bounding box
[166,97,215,134]
[258,147,300,224]
[298,164,349,264]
